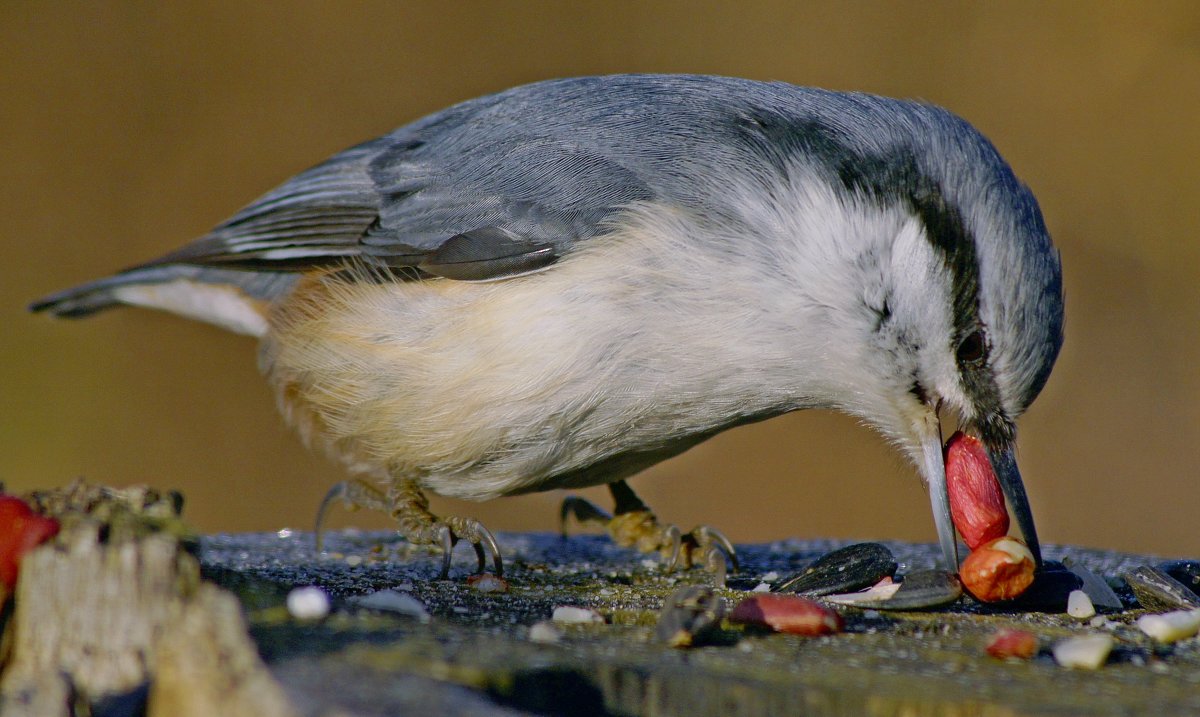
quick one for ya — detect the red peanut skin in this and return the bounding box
[945,431,1010,550]
[986,629,1038,659]
[0,495,61,589]
[730,594,843,635]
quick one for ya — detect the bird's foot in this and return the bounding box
[315,477,503,579]
[560,480,738,585]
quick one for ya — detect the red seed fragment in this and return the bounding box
[730,594,843,635]
[0,495,61,590]
[466,573,509,593]
[986,628,1038,659]
[960,536,1036,602]
[945,431,1009,550]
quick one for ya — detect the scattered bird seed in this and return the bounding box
[467,573,509,593]
[774,543,897,596]
[985,628,1038,660]
[730,594,843,635]
[1159,560,1200,597]
[352,589,431,623]
[1062,557,1124,611]
[1136,609,1200,643]
[1052,634,1114,670]
[1122,566,1200,611]
[528,620,563,644]
[655,585,726,648]
[1000,561,1082,612]
[835,570,961,611]
[1067,590,1096,619]
[552,606,605,624]
[286,586,330,620]
[823,577,901,606]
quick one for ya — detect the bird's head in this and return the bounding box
[802,120,1064,569]
[727,100,1064,570]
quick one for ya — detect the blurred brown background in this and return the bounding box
[2,3,1197,557]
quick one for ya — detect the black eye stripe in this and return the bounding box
[786,139,1011,441]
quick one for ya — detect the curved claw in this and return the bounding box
[434,519,504,579]
[692,525,740,574]
[314,481,351,553]
[661,525,683,571]
[472,522,504,577]
[436,524,455,581]
[701,546,728,588]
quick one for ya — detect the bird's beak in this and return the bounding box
[914,413,957,569]
[986,443,1042,567]
[915,413,1043,571]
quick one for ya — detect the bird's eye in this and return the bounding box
[956,330,987,364]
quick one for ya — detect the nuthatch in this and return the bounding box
[32,75,1063,579]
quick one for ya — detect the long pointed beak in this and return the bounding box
[915,415,958,569]
[915,410,1044,571]
[986,444,1042,567]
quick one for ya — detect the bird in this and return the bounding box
[31,74,1064,580]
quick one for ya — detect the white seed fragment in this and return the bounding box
[528,620,563,644]
[1136,609,1200,643]
[1067,590,1096,619]
[823,580,902,606]
[551,606,605,624]
[751,582,771,593]
[286,586,330,620]
[344,554,363,567]
[1052,634,1113,669]
[353,589,431,623]
[760,571,780,582]
[276,528,294,539]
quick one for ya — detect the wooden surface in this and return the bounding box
[2,483,1198,717]
[206,531,1199,717]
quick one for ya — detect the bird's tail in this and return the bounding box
[30,265,298,337]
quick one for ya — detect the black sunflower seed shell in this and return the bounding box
[773,543,897,596]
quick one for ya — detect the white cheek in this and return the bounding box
[888,221,966,408]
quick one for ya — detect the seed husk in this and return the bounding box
[773,542,897,596]
[1159,560,1200,597]
[1122,565,1200,612]
[1062,557,1124,611]
[655,585,726,648]
[831,570,962,611]
[1000,561,1084,612]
